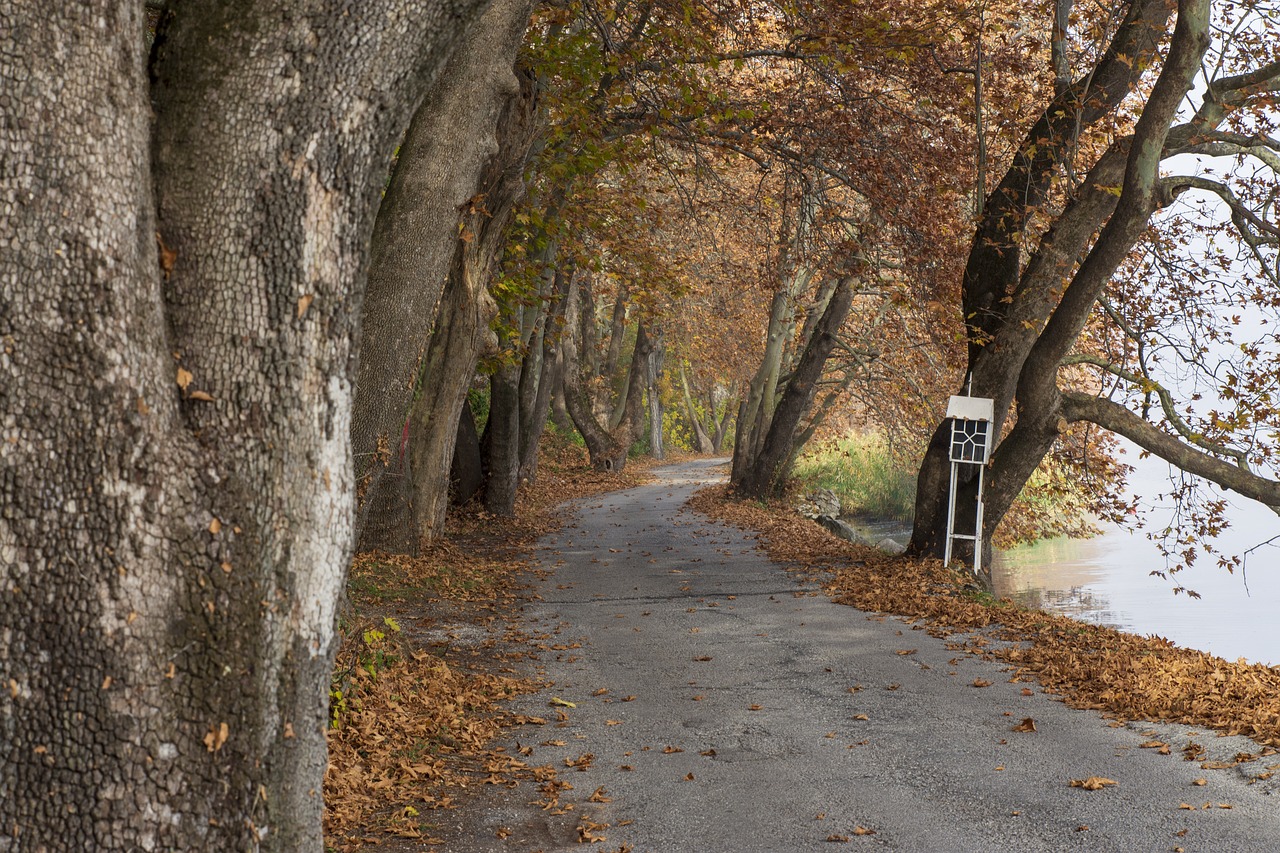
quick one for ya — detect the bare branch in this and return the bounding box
[1061,353,1253,467]
[1170,126,1280,164]
[1060,391,1280,511]
[1209,59,1280,106]
[1159,174,1280,251]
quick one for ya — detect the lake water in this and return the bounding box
[992,450,1280,668]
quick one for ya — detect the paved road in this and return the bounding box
[442,459,1279,852]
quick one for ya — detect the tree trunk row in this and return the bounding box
[354,0,537,553]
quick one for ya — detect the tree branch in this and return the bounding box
[1060,353,1253,466]
[1022,0,1211,384]
[1060,391,1280,510]
[1158,174,1280,244]
[1170,131,1280,173]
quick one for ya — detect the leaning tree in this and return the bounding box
[909,0,1280,573]
[0,0,483,847]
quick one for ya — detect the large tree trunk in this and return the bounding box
[483,347,524,515]
[482,258,561,515]
[516,264,573,484]
[353,0,533,550]
[550,361,575,432]
[563,302,654,472]
[908,0,1210,565]
[710,389,737,453]
[0,1,478,848]
[405,251,502,546]
[734,276,858,499]
[731,187,817,484]
[600,287,631,426]
[393,24,537,549]
[451,399,485,505]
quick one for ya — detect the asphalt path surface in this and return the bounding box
[441,458,1280,852]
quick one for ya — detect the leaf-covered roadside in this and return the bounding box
[322,546,538,848]
[689,486,1280,756]
[323,445,659,850]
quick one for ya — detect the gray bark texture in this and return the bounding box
[515,268,570,482]
[734,276,858,499]
[484,355,524,514]
[450,399,485,504]
[484,262,569,512]
[353,0,533,549]
[731,190,815,484]
[0,0,480,848]
[710,396,735,452]
[645,330,665,460]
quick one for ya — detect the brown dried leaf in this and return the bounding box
[156,232,178,276]
[576,817,608,843]
[203,722,229,753]
[1069,777,1117,791]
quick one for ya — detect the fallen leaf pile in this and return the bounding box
[323,612,535,846]
[324,442,668,849]
[688,485,1280,750]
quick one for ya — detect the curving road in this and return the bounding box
[439,458,1280,852]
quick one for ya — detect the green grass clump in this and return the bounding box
[793,433,916,522]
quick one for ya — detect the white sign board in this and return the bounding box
[945,395,994,422]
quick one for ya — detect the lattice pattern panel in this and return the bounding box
[949,419,989,464]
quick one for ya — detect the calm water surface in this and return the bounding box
[992,451,1280,667]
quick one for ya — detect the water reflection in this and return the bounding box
[993,538,1127,626]
[991,498,1279,668]
[838,450,1279,667]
